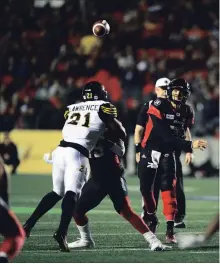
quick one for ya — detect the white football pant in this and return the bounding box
[52,147,90,197]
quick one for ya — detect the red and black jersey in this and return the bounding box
[136,98,194,153]
[89,133,124,182]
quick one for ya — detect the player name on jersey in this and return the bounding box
[71,104,99,111]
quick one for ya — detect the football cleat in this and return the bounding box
[176,233,205,249]
[148,235,172,251]
[68,238,95,249]
[23,223,31,238]
[174,221,186,228]
[166,229,177,244]
[0,257,8,263]
[53,232,70,252]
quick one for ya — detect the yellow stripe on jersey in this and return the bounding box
[101,105,117,118]
[64,110,69,119]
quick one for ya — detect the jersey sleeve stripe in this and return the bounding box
[147,105,162,119]
[141,116,153,148]
[64,110,69,119]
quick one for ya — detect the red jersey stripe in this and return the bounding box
[147,105,162,119]
[141,116,153,148]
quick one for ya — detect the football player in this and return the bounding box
[134,78,208,243]
[0,156,25,262]
[177,214,219,249]
[67,128,170,251]
[138,78,194,231]
[23,81,126,252]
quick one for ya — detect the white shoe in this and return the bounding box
[148,235,172,251]
[176,233,205,249]
[68,238,95,249]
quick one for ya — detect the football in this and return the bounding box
[92,20,110,37]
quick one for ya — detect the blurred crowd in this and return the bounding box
[0,0,219,136]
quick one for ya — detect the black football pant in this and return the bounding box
[74,172,152,235]
[75,175,128,216]
[153,150,186,221]
[138,148,177,221]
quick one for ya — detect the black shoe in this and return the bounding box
[0,257,8,263]
[174,221,186,228]
[142,214,159,233]
[23,223,31,238]
[53,231,70,252]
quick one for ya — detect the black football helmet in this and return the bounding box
[82,81,108,101]
[167,78,191,105]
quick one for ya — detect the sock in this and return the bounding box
[76,223,93,241]
[161,190,177,221]
[57,191,77,235]
[143,231,156,243]
[167,220,174,232]
[25,191,61,228]
[120,197,150,234]
[74,214,88,226]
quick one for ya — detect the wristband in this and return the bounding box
[135,143,141,153]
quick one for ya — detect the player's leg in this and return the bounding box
[154,172,161,211]
[69,178,107,249]
[0,200,25,262]
[160,153,177,243]
[54,148,89,252]
[108,176,170,251]
[0,157,25,262]
[23,148,64,237]
[174,151,186,228]
[138,149,160,232]
[177,214,219,249]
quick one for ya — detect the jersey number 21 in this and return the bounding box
[67,112,90,127]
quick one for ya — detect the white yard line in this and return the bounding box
[33,220,214,224]
[28,232,205,237]
[21,248,219,254]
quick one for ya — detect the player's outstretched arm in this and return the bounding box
[148,112,193,153]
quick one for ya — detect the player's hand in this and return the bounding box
[192,139,208,150]
[43,153,53,164]
[136,152,140,163]
[185,152,193,165]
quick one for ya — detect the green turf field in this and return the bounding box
[10,175,219,263]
